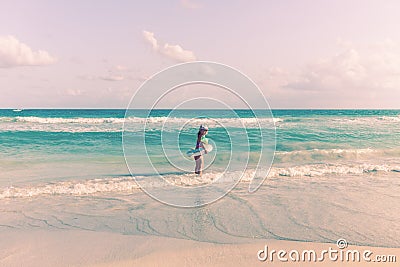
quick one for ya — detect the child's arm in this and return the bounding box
[200,142,208,154]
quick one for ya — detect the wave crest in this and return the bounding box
[1,163,398,199]
[0,116,280,132]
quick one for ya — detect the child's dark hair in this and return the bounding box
[197,130,202,141]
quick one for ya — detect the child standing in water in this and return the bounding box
[194,125,209,175]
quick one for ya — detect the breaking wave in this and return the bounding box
[0,116,280,132]
[1,163,398,199]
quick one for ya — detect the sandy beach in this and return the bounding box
[0,229,398,267]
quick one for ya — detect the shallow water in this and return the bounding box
[0,172,398,247]
[0,109,399,246]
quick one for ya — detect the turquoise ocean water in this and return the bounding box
[0,109,399,246]
[1,109,399,187]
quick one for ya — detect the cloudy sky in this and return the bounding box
[1,0,399,108]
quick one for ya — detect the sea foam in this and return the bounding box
[1,163,398,199]
[0,116,280,132]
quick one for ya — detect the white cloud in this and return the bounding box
[100,75,124,81]
[115,65,127,71]
[66,89,84,96]
[79,64,128,82]
[283,41,400,93]
[143,31,159,50]
[162,43,196,62]
[0,35,57,68]
[257,40,400,108]
[142,30,196,62]
[180,0,202,9]
[78,74,124,81]
[77,75,96,81]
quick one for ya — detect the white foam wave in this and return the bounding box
[269,163,400,177]
[377,116,400,122]
[0,116,280,124]
[139,116,282,125]
[277,148,377,155]
[0,177,140,199]
[1,163,399,199]
[1,115,398,125]
[0,116,280,132]
[321,116,400,124]
[277,116,400,128]
[0,116,125,124]
[275,148,400,160]
[1,115,398,132]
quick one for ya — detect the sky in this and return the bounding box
[0,0,400,109]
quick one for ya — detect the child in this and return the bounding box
[194,125,209,175]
